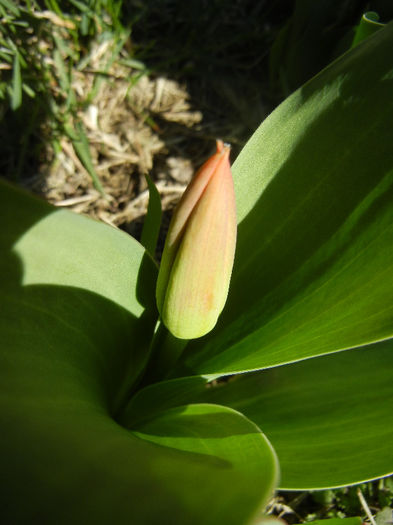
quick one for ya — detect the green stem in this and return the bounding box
[140,321,188,386]
[114,321,187,423]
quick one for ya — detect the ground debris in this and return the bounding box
[26,39,209,234]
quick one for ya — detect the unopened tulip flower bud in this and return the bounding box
[156,140,237,339]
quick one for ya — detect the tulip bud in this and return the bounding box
[156,140,237,339]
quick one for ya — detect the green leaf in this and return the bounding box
[68,0,90,13]
[0,179,157,412]
[0,181,278,524]
[122,375,208,427]
[132,341,393,489]
[269,0,359,95]
[67,122,105,194]
[140,173,162,258]
[0,0,20,16]
[352,12,385,48]
[375,507,393,525]
[53,36,71,94]
[298,519,362,525]
[132,403,279,525]
[11,52,22,110]
[178,22,393,377]
[207,342,393,489]
[22,82,36,98]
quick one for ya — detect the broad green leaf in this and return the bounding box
[0,179,157,412]
[122,375,208,427]
[178,22,393,377]
[1,394,278,524]
[269,0,358,95]
[204,341,393,489]
[130,341,393,489]
[0,181,278,524]
[131,403,279,525]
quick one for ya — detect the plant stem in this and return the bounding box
[140,321,188,386]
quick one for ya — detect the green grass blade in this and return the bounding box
[66,122,105,195]
[0,0,20,16]
[10,52,22,110]
[68,0,90,13]
[140,173,162,258]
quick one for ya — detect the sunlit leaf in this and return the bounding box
[179,22,393,377]
[129,341,393,489]
[0,180,278,524]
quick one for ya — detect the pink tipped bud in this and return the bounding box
[156,140,237,339]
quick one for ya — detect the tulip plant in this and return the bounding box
[1,22,393,525]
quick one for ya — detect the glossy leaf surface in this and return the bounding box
[179,22,393,377]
